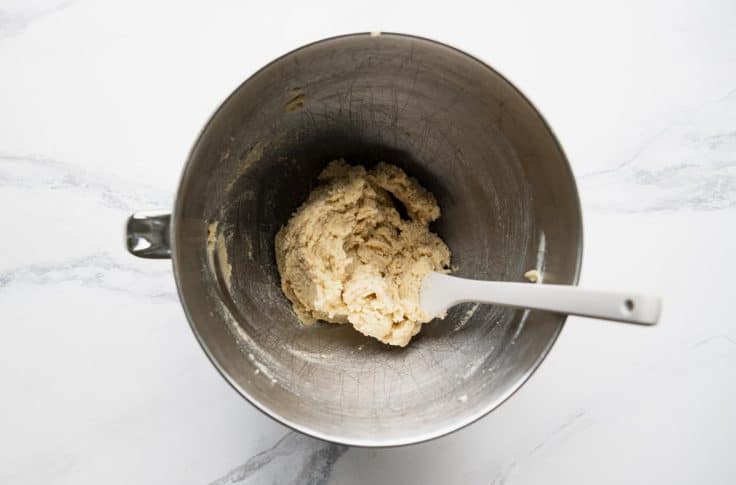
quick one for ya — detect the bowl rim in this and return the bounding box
[171,31,584,448]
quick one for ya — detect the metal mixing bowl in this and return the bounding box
[127,33,582,446]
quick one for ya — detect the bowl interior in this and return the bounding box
[173,33,582,446]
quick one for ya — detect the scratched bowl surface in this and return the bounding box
[172,33,582,446]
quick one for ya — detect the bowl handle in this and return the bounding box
[126,212,171,259]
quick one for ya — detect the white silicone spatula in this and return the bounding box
[420,272,662,325]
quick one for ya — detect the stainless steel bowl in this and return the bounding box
[127,33,582,447]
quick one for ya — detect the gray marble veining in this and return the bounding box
[0,251,176,300]
[581,90,736,213]
[0,0,72,39]
[210,433,347,485]
[0,153,172,212]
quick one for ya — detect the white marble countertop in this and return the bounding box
[2,1,735,483]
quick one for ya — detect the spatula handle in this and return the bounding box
[423,273,661,325]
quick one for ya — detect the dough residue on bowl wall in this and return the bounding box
[524,268,541,283]
[207,221,233,290]
[275,159,451,347]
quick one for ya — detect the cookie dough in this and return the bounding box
[524,269,541,283]
[275,160,451,346]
